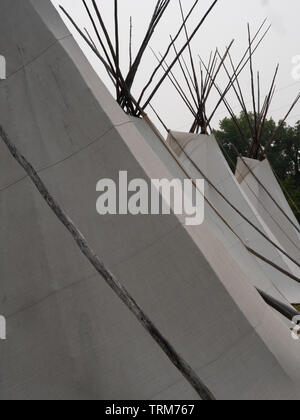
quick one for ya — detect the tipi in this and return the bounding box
[236,156,300,272]
[162,21,300,305]
[0,0,300,401]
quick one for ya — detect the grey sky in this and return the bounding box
[51,0,300,133]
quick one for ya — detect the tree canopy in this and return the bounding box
[214,112,300,222]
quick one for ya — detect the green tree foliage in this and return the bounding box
[214,112,300,222]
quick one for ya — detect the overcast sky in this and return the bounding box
[51,0,300,134]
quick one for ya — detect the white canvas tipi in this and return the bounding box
[167,131,300,304]
[0,0,300,401]
[236,156,300,275]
